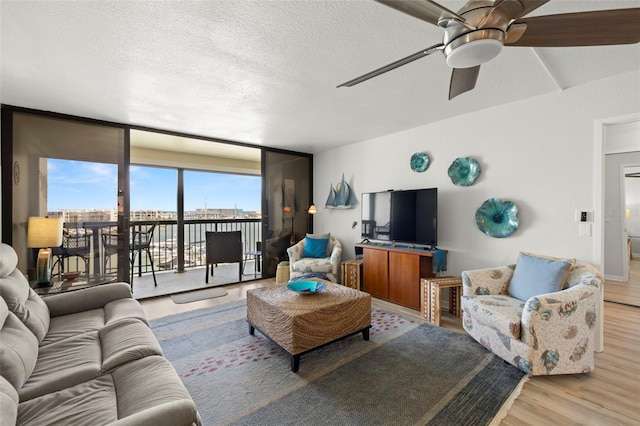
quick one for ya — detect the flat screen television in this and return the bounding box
[361,188,437,247]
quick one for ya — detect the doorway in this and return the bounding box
[600,118,640,306]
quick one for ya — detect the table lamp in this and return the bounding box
[307,204,317,233]
[27,217,63,286]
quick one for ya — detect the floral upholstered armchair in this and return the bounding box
[461,255,603,376]
[287,235,342,283]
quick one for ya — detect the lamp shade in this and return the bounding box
[308,204,317,215]
[626,209,632,220]
[27,217,63,248]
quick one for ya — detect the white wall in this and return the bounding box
[313,71,640,276]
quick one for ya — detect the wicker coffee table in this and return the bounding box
[246,282,371,372]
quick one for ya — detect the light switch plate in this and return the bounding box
[579,223,592,237]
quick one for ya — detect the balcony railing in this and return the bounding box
[52,218,262,279]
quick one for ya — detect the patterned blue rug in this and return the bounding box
[150,299,526,426]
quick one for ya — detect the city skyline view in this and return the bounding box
[48,159,261,213]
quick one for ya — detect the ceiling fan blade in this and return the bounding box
[337,44,444,88]
[506,8,640,47]
[449,66,480,100]
[492,0,550,21]
[374,0,464,27]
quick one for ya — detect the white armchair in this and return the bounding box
[461,260,603,376]
[287,236,342,283]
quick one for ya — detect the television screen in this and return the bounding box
[361,191,391,241]
[361,188,437,246]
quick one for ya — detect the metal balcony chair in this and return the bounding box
[51,223,92,277]
[130,223,158,291]
[101,226,119,276]
[205,231,243,283]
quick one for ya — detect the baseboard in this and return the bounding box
[604,274,626,282]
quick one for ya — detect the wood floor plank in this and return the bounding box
[500,301,640,425]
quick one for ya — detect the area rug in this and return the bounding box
[150,300,527,426]
[171,288,229,304]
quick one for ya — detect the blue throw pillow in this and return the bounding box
[509,252,575,301]
[307,233,332,256]
[303,237,329,258]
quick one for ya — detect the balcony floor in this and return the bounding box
[130,259,263,300]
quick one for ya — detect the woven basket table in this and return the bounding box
[420,276,463,327]
[246,282,371,372]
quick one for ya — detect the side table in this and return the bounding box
[341,258,363,289]
[420,276,463,326]
[32,275,117,296]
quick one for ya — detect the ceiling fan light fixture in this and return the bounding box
[444,30,504,68]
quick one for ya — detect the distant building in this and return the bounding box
[130,210,176,221]
[48,208,259,222]
[48,209,117,222]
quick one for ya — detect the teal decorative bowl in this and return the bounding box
[475,198,519,238]
[410,152,430,172]
[287,280,326,294]
[448,157,480,186]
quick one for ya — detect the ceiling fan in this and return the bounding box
[337,0,640,99]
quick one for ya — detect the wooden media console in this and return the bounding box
[355,243,446,310]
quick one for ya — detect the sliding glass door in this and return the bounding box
[2,108,313,289]
[262,150,313,277]
[7,112,127,282]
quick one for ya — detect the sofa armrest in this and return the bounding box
[329,241,342,276]
[286,239,305,267]
[520,284,597,348]
[461,265,514,297]
[0,375,18,426]
[44,282,133,318]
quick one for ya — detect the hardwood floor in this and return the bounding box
[141,281,640,426]
[501,301,640,426]
[604,259,640,307]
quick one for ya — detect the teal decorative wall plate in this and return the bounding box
[475,198,519,238]
[448,157,480,186]
[410,152,430,172]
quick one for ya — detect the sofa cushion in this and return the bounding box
[20,318,164,402]
[17,356,199,426]
[41,308,106,346]
[18,374,119,425]
[41,297,148,347]
[509,252,575,302]
[0,298,39,392]
[100,318,164,372]
[461,294,525,340]
[302,236,329,258]
[19,331,102,402]
[0,268,50,343]
[292,257,334,274]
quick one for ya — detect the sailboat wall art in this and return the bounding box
[325,174,356,209]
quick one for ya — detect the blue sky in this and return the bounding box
[48,159,261,212]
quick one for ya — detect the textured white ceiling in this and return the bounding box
[2,0,639,154]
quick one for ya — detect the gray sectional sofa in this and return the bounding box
[0,243,201,425]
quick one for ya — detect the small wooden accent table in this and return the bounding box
[341,258,364,290]
[420,276,463,326]
[247,282,371,372]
